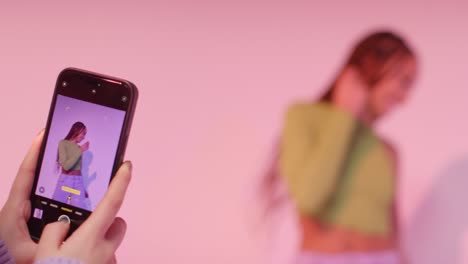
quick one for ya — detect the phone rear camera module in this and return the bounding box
[121,96,128,102]
[62,81,68,87]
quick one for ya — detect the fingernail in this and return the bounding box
[126,161,133,173]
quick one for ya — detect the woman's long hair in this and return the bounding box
[259,30,416,218]
[64,122,86,141]
[56,122,87,172]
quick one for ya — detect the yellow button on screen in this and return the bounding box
[61,207,72,213]
[61,186,81,195]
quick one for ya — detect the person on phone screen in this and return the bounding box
[262,31,418,264]
[52,122,91,210]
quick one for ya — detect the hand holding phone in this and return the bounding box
[28,68,138,241]
[35,161,132,264]
[0,131,133,264]
[0,132,44,264]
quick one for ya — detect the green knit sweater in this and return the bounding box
[279,102,395,235]
[58,139,83,172]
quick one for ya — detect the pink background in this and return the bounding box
[0,1,467,263]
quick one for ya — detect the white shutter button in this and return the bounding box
[58,214,71,224]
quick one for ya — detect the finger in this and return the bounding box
[8,130,44,205]
[18,200,33,238]
[83,161,132,236]
[38,221,70,251]
[22,199,32,221]
[105,217,127,252]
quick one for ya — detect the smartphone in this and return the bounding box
[27,68,138,241]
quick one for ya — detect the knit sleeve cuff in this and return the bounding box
[0,239,14,264]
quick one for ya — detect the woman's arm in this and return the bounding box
[279,103,360,215]
[384,142,409,263]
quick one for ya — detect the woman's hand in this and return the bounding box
[332,66,370,120]
[80,142,90,152]
[35,161,132,264]
[0,131,44,264]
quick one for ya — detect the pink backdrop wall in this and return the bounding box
[1,1,467,263]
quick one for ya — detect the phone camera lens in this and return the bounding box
[92,89,97,94]
[121,96,128,102]
[62,81,68,87]
[97,83,101,87]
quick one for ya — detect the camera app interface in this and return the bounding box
[35,95,125,213]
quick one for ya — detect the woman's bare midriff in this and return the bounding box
[300,215,395,253]
[64,170,81,176]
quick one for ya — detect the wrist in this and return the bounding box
[0,239,15,264]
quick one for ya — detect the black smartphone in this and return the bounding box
[27,68,138,241]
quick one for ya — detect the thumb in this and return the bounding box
[39,220,70,251]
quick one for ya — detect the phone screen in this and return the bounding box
[28,68,137,240]
[34,95,125,213]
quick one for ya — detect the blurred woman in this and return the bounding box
[264,31,418,264]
